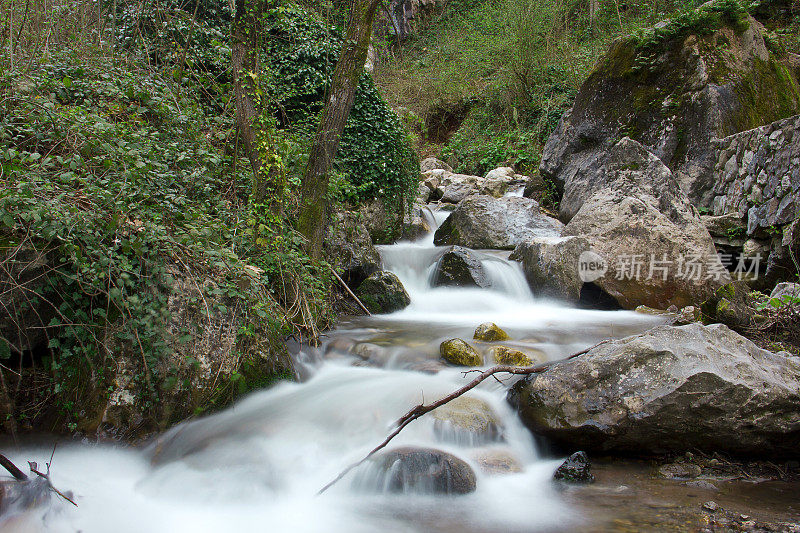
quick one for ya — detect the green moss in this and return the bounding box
[725,58,800,134]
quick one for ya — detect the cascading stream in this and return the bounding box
[2,203,663,533]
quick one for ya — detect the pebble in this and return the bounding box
[703,501,719,512]
[684,480,719,491]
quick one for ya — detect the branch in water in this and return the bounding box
[317,340,607,494]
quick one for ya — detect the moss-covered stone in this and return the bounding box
[490,346,533,367]
[440,338,483,366]
[473,322,510,341]
[356,270,411,314]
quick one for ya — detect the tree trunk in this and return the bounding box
[298,0,381,259]
[232,0,283,209]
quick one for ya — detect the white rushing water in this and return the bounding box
[2,204,663,533]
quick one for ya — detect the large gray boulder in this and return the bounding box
[541,9,800,212]
[510,236,590,302]
[561,138,729,309]
[431,246,489,288]
[324,210,380,286]
[508,323,800,458]
[439,172,483,204]
[434,195,563,250]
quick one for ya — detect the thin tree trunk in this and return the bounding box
[298,0,381,259]
[232,0,283,209]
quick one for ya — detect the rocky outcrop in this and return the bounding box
[324,210,381,287]
[102,269,295,438]
[561,138,729,309]
[431,246,489,288]
[434,195,563,250]
[440,338,482,366]
[510,236,590,302]
[362,446,477,494]
[541,8,800,212]
[355,271,411,314]
[508,323,800,458]
[700,281,763,329]
[473,322,510,342]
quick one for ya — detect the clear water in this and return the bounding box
[1,205,663,533]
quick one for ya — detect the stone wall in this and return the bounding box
[710,114,800,235]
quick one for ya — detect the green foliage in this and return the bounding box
[262,5,419,207]
[375,0,698,176]
[0,51,327,429]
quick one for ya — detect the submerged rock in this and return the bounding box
[471,450,523,475]
[657,462,702,479]
[355,271,411,314]
[440,338,482,366]
[508,323,800,457]
[432,396,503,444]
[473,322,510,342]
[553,451,594,483]
[490,346,533,367]
[431,246,489,288]
[434,195,563,250]
[364,447,477,494]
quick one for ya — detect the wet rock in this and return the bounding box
[434,195,563,250]
[703,501,720,512]
[472,450,523,475]
[508,323,800,457]
[366,446,477,494]
[431,246,489,288]
[402,201,432,241]
[473,322,510,342]
[684,480,719,491]
[324,210,380,286]
[657,462,702,479]
[510,236,590,302]
[490,346,533,367]
[553,451,594,483]
[440,338,482,367]
[432,396,503,444]
[562,139,729,309]
[355,271,411,314]
[420,157,452,173]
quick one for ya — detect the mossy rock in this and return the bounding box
[473,322,510,341]
[355,270,411,314]
[440,338,482,366]
[490,346,533,367]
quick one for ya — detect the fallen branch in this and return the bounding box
[0,447,77,507]
[0,453,28,481]
[330,268,372,317]
[318,340,607,494]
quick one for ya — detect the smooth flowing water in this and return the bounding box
[2,204,665,533]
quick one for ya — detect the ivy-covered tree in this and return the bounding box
[297,0,382,259]
[231,0,284,210]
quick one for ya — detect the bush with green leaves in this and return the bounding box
[262,5,419,208]
[0,53,331,431]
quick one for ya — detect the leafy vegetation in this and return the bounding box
[0,0,417,433]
